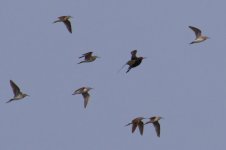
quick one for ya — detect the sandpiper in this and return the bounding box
[78,52,100,64]
[53,16,72,33]
[145,116,163,137]
[7,80,29,103]
[125,117,145,135]
[72,87,93,108]
[119,50,146,73]
[189,26,209,44]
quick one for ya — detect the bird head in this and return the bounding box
[86,87,93,91]
[94,56,100,59]
[141,57,147,60]
[157,116,164,120]
[23,93,30,97]
[67,16,73,19]
[205,36,210,40]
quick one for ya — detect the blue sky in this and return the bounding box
[1,0,226,149]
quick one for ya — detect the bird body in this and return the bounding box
[119,50,145,73]
[72,87,93,108]
[126,57,145,73]
[78,52,99,64]
[189,26,209,44]
[125,117,145,135]
[7,80,29,103]
[53,16,72,33]
[145,116,162,137]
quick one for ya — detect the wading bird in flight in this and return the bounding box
[145,116,163,137]
[189,26,209,44]
[72,87,93,108]
[7,80,29,103]
[53,16,73,33]
[125,117,145,135]
[78,52,100,64]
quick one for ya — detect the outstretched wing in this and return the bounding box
[10,80,20,96]
[132,123,138,133]
[63,20,72,33]
[82,92,90,108]
[72,87,84,95]
[131,50,137,60]
[138,121,144,135]
[189,26,201,38]
[153,121,160,137]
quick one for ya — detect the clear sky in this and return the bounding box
[1,0,226,149]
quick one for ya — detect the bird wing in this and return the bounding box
[153,121,160,137]
[63,20,72,33]
[10,80,21,96]
[82,92,90,108]
[189,26,201,38]
[125,122,132,126]
[132,123,138,133]
[138,121,144,135]
[131,50,137,60]
[73,87,83,95]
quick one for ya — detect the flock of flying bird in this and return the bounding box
[5,15,209,138]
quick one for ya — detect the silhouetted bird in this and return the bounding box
[189,26,209,44]
[125,117,145,135]
[78,52,100,64]
[119,50,146,73]
[7,80,29,103]
[53,16,72,33]
[145,116,163,137]
[72,87,93,108]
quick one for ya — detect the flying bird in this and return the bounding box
[7,80,29,103]
[53,16,72,33]
[125,117,145,135]
[189,26,209,44]
[118,50,146,73]
[72,87,93,108]
[78,52,100,64]
[145,116,163,137]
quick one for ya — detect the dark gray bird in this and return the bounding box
[189,26,209,44]
[7,80,29,103]
[78,52,100,64]
[125,117,145,135]
[145,116,163,137]
[53,16,72,33]
[72,87,93,108]
[119,50,146,73]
